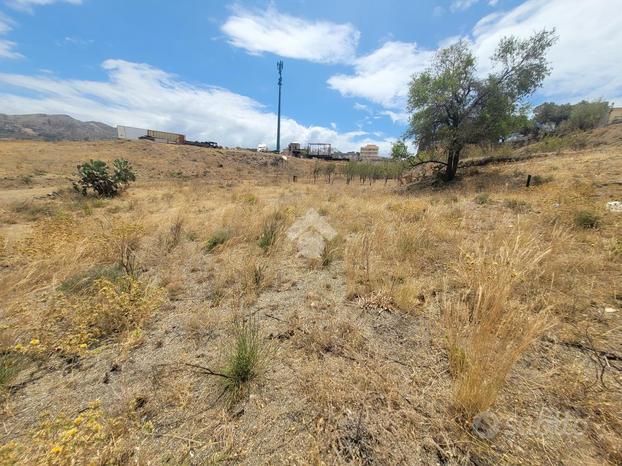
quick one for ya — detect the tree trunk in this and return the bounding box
[444,144,462,181]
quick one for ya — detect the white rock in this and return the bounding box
[287,208,337,260]
[606,201,622,212]
[604,307,618,313]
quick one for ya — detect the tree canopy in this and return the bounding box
[405,30,557,181]
[534,100,610,132]
[391,139,410,159]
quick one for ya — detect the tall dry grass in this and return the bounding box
[444,233,551,417]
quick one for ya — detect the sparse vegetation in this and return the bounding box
[0,137,621,464]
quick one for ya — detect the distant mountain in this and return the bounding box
[0,114,116,141]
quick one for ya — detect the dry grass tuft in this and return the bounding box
[444,233,551,417]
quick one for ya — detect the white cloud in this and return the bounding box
[381,110,409,124]
[221,6,360,64]
[451,0,479,11]
[329,0,622,115]
[451,0,499,11]
[471,0,622,103]
[0,59,393,153]
[0,12,21,58]
[0,39,20,58]
[327,41,434,109]
[0,12,14,34]
[5,0,82,13]
[1,0,83,58]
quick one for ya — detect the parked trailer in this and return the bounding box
[147,129,186,144]
[117,125,148,140]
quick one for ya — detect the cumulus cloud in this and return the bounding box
[0,59,393,153]
[5,0,82,13]
[328,0,622,115]
[327,41,433,109]
[471,0,622,103]
[221,6,360,64]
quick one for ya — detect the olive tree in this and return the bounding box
[405,30,557,181]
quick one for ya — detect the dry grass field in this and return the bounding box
[0,134,621,465]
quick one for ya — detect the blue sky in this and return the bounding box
[0,0,620,153]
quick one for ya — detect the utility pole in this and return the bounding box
[276,60,283,153]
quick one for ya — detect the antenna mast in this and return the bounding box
[276,60,283,153]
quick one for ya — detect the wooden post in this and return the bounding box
[526,174,532,187]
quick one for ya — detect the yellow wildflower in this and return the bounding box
[50,446,63,455]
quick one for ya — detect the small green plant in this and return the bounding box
[474,193,490,205]
[258,211,285,252]
[73,159,136,197]
[574,210,600,229]
[204,229,230,253]
[222,320,266,397]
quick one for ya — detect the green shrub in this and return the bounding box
[73,159,136,197]
[574,210,600,229]
[204,229,230,253]
[474,193,490,205]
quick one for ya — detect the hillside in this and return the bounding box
[0,134,621,464]
[0,114,116,141]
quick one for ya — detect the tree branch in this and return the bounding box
[183,363,231,379]
[409,159,448,167]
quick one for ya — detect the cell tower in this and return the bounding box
[276,60,283,153]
